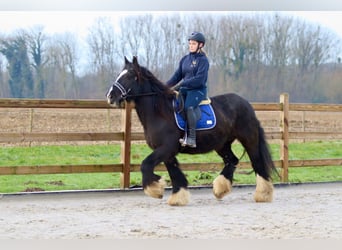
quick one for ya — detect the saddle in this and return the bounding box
[173,93,216,131]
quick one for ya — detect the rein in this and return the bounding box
[113,81,157,100]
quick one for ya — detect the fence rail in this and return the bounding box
[0,93,341,188]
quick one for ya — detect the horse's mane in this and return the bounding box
[136,65,175,116]
[138,66,174,96]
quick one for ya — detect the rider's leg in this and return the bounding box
[181,106,197,148]
[179,90,203,148]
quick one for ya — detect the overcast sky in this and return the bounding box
[0,11,342,41]
[1,0,342,11]
[1,0,342,38]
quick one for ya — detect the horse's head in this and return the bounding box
[106,56,141,106]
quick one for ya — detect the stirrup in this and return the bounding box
[179,137,186,146]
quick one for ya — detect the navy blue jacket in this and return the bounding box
[167,52,209,90]
[167,52,209,108]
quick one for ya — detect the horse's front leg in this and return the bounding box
[213,142,238,200]
[164,157,190,206]
[141,150,166,199]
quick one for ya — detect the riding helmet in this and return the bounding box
[188,32,205,45]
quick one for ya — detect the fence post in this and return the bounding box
[279,93,289,182]
[29,108,34,147]
[120,101,133,189]
[106,109,111,145]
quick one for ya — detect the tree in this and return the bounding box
[43,33,80,98]
[1,12,340,102]
[0,35,34,98]
[27,26,48,98]
[0,52,8,97]
[157,14,188,80]
[87,17,117,91]
[57,33,79,98]
[117,15,145,60]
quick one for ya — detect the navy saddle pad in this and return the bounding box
[173,99,216,131]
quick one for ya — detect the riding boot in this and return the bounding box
[181,107,197,148]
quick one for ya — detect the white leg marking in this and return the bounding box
[144,177,166,199]
[254,174,274,202]
[167,188,190,206]
[213,175,232,200]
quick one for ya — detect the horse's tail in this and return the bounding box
[257,125,278,181]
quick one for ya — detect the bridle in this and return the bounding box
[110,79,157,101]
[112,81,131,100]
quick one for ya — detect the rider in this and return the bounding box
[166,31,209,148]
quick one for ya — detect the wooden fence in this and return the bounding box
[0,93,341,188]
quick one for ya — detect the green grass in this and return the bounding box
[0,140,341,193]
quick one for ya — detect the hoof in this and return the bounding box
[213,175,232,200]
[144,177,166,199]
[254,175,274,202]
[167,188,190,206]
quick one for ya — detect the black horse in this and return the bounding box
[106,56,276,206]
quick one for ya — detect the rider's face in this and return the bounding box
[188,40,201,53]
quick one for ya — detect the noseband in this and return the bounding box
[113,81,131,99]
[111,80,157,101]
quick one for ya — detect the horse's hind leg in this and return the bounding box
[213,141,238,200]
[247,148,274,202]
[164,157,190,206]
[239,127,274,202]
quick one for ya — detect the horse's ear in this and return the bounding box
[124,56,130,64]
[132,56,138,66]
